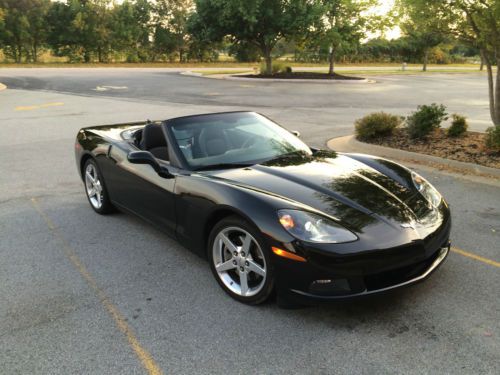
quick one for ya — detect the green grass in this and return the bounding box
[0,61,486,70]
[306,68,492,76]
[0,62,259,69]
[192,69,254,75]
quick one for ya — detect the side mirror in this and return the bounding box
[291,130,300,138]
[127,151,173,179]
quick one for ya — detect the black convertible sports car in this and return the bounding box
[75,111,451,306]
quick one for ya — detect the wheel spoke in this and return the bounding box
[88,187,96,197]
[216,259,236,272]
[86,171,95,183]
[219,233,238,253]
[239,270,249,296]
[241,233,252,253]
[247,260,266,277]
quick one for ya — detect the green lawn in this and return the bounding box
[192,69,254,75]
[313,68,492,76]
[0,61,486,70]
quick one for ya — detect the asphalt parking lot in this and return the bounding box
[0,68,498,374]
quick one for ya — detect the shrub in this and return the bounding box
[485,126,500,152]
[406,103,448,139]
[447,114,468,137]
[259,60,287,75]
[355,112,403,140]
[285,66,292,74]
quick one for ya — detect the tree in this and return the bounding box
[0,0,50,62]
[454,0,499,127]
[310,0,379,75]
[186,10,221,62]
[110,0,153,62]
[154,0,193,62]
[189,0,322,74]
[46,0,113,63]
[25,0,51,62]
[424,0,499,127]
[398,0,450,71]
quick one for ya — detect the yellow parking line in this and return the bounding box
[31,198,163,375]
[15,102,64,111]
[451,246,500,268]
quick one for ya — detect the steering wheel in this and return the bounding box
[241,137,256,149]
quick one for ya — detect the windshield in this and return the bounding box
[169,112,312,170]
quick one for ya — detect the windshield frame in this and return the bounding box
[164,111,311,171]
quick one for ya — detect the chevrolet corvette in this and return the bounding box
[75,111,451,306]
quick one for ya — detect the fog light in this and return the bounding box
[309,278,351,295]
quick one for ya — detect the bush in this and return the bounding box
[447,114,468,137]
[406,103,448,139]
[355,112,403,140]
[485,126,500,152]
[259,60,287,75]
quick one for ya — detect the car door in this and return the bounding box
[101,142,177,237]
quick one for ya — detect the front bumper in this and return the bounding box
[273,219,451,304]
[290,244,449,303]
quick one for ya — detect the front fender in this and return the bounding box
[174,175,298,256]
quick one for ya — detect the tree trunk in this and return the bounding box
[33,43,38,63]
[484,53,499,126]
[422,49,429,72]
[264,49,272,75]
[494,58,500,126]
[479,54,484,71]
[328,47,335,76]
[17,45,22,63]
[84,50,91,63]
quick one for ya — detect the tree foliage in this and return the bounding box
[189,0,323,74]
[0,0,51,62]
[397,0,451,71]
[308,0,381,75]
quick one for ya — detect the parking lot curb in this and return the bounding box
[0,82,6,91]
[327,135,500,179]
[181,71,373,84]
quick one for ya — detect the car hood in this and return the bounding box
[202,152,434,235]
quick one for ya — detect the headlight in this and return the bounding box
[411,171,442,207]
[278,209,357,243]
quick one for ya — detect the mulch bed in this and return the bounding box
[238,72,364,80]
[364,128,500,169]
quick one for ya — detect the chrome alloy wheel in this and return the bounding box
[85,163,103,210]
[212,227,267,297]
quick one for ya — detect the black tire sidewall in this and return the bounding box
[83,158,114,215]
[208,215,275,305]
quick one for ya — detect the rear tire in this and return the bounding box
[208,215,274,305]
[83,158,114,215]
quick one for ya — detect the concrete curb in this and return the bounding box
[0,82,6,91]
[327,135,500,179]
[181,71,373,84]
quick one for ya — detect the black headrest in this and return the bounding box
[206,139,227,156]
[140,124,167,150]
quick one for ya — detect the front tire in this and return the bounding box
[83,159,114,214]
[208,216,274,305]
